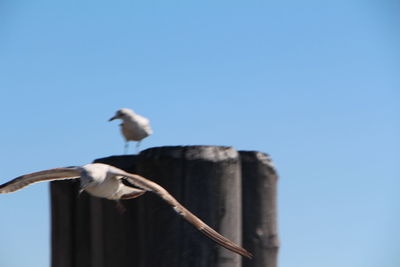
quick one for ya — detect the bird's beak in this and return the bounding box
[109,116,117,122]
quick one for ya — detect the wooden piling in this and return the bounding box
[50,146,279,267]
[240,151,280,267]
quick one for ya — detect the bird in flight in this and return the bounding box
[0,163,252,259]
[109,108,153,153]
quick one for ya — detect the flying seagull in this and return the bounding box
[0,163,252,259]
[109,108,153,153]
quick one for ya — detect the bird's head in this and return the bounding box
[109,108,134,121]
[79,163,109,190]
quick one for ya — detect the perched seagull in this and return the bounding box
[109,108,153,153]
[0,163,252,259]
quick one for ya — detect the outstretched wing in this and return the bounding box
[110,168,252,259]
[0,167,81,194]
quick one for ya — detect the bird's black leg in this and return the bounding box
[124,142,129,154]
[135,141,141,154]
[115,200,127,214]
[77,189,84,198]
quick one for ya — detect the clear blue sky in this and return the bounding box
[0,1,399,266]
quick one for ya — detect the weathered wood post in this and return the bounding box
[240,151,280,267]
[50,146,279,267]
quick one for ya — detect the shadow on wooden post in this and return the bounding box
[51,146,279,267]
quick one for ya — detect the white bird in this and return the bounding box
[0,163,252,259]
[109,108,153,153]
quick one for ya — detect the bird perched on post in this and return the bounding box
[109,108,153,153]
[0,163,252,259]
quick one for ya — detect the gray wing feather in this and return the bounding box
[0,167,81,194]
[110,168,252,258]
